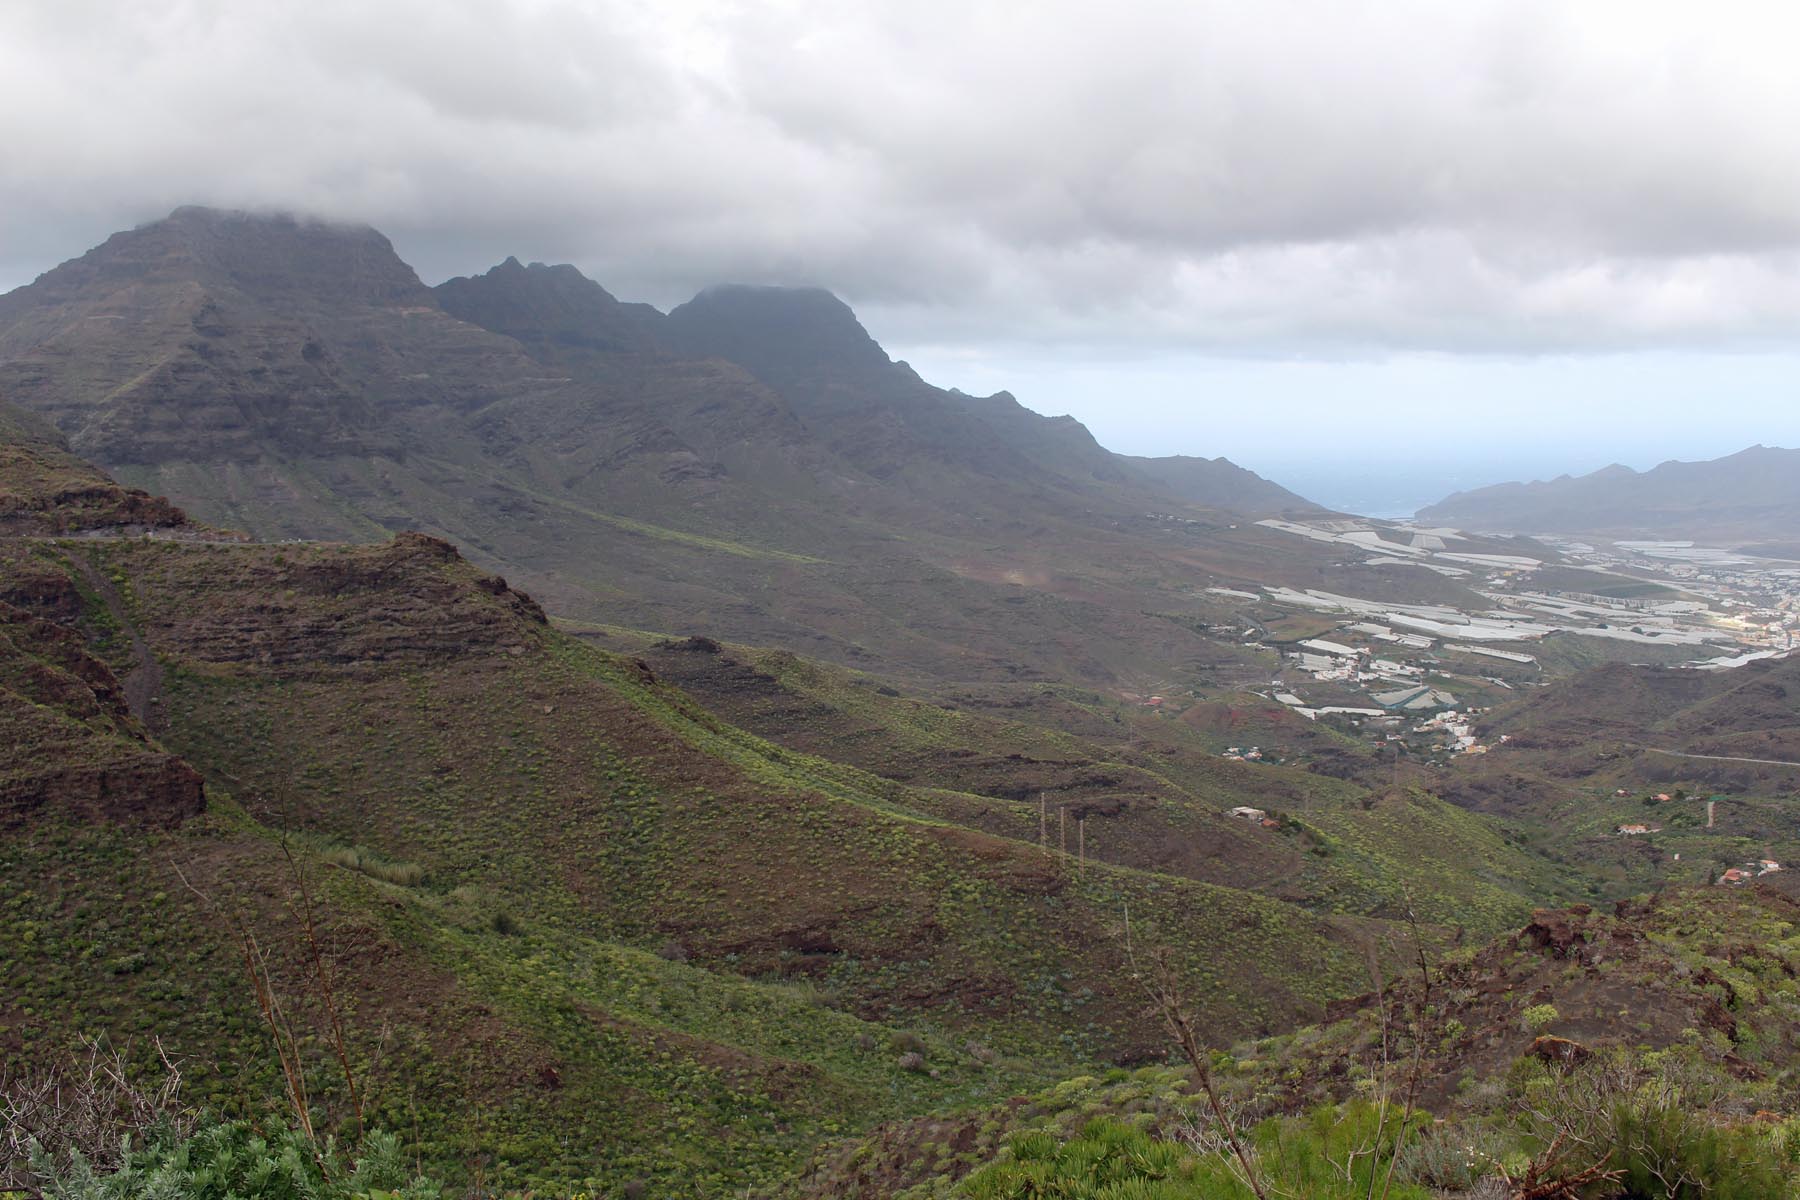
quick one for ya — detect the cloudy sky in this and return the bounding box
[5,0,1800,511]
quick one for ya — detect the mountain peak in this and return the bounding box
[435,256,653,353]
[664,284,890,377]
[27,204,436,309]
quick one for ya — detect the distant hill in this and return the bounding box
[1481,653,1800,765]
[1437,652,1800,862]
[1122,453,1316,512]
[0,207,1332,688]
[1418,445,1800,542]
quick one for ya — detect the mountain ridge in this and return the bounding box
[1419,444,1800,541]
[0,206,1332,689]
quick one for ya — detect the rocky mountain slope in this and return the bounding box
[0,208,1328,691]
[1419,444,1800,543]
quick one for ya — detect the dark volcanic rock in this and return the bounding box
[0,752,206,829]
[0,601,204,828]
[0,398,190,534]
[0,206,562,466]
[119,532,554,669]
[664,284,892,381]
[436,256,663,356]
[1,209,1333,691]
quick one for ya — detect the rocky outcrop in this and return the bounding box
[106,531,552,670]
[0,601,203,828]
[0,478,189,535]
[0,398,191,535]
[0,752,205,828]
[0,207,565,469]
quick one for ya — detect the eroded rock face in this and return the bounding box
[0,524,551,828]
[1515,905,1596,960]
[88,531,551,671]
[0,399,192,535]
[0,479,189,536]
[0,556,84,622]
[0,602,203,828]
[0,753,205,828]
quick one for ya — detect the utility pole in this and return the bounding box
[1078,817,1086,873]
[1059,806,1067,855]
[1039,793,1047,847]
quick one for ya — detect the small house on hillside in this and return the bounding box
[1228,806,1267,822]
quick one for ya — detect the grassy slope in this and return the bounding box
[798,884,1800,1198]
[0,808,1068,1195]
[0,429,1605,1196]
[2,530,1410,1194]
[639,638,1575,933]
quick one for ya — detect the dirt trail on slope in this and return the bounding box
[66,552,163,729]
[1637,745,1800,769]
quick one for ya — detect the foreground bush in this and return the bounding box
[960,1105,1437,1200]
[24,1119,442,1200]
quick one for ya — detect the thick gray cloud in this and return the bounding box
[6,0,1800,355]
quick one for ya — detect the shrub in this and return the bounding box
[1394,1122,1504,1190]
[23,1117,442,1200]
[959,1108,1441,1199]
[962,1120,1186,1199]
[361,859,425,887]
[1610,1094,1789,1199]
[888,1031,927,1056]
[1507,1050,1796,1200]
[1520,1003,1558,1034]
[1,1036,191,1191]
